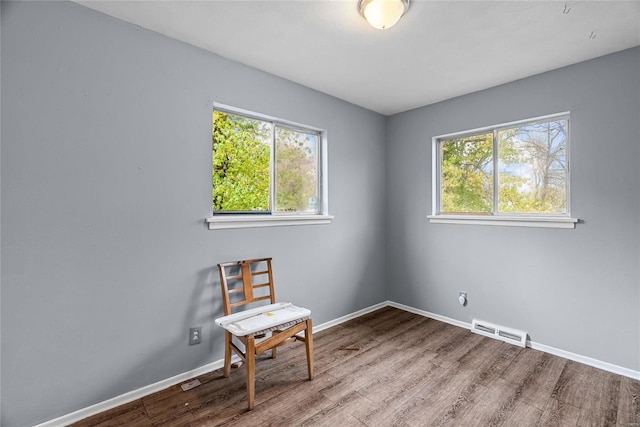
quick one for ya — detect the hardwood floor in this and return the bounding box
[72,307,639,426]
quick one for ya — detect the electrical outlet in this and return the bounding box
[459,291,468,306]
[189,327,202,345]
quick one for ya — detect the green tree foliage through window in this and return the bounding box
[212,112,271,211]
[212,110,320,214]
[438,115,568,215]
[497,120,567,214]
[275,127,318,213]
[441,133,493,213]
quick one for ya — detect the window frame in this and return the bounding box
[206,103,332,230]
[429,112,578,229]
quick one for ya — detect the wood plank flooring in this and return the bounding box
[71,307,639,426]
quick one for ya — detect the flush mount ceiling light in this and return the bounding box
[358,0,410,30]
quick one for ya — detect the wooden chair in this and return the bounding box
[216,257,313,410]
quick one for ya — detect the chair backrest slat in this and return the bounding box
[218,258,277,316]
[240,262,254,302]
[229,295,272,308]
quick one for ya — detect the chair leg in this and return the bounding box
[305,319,314,380]
[271,330,281,359]
[245,336,256,410]
[223,331,232,378]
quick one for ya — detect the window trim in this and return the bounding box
[206,102,332,229]
[430,112,579,229]
[206,214,334,230]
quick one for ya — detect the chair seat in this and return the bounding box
[216,302,311,336]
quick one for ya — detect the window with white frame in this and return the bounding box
[430,113,578,228]
[207,105,330,229]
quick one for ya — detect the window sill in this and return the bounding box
[205,214,334,230]
[427,215,578,229]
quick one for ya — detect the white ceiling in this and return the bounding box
[76,0,640,115]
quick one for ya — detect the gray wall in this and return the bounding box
[387,47,640,372]
[0,2,388,426]
[1,1,639,426]
[0,3,3,425]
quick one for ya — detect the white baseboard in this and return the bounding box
[312,301,389,333]
[34,359,221,426]
[387,300,472,330]
[34,302,388,427]
[529,341,640,380]
[35,300,639,426]
[387,300,640,381]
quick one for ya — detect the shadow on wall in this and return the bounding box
[66,265,226,422]
[61,247,385,425]
[193,265,226,360]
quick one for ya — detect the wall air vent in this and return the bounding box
[471,319,527,348]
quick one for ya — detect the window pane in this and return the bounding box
[212,111,272,212]
[275,127,319,213]
[440,133,493,214]
[497,119,567,214]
